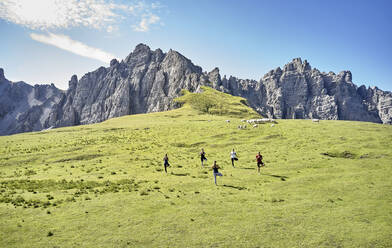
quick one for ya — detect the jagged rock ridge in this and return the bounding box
[45,44,209,128]
[224,58,392,123]
[0,68,63,135]
[0,44,391,135]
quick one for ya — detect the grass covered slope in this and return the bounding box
[0,88,391,247]
[174,86,261,118]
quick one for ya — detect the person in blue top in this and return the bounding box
[163,154,170,173]
[211,161,223,185]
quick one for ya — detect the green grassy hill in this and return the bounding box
[0,87,391,247]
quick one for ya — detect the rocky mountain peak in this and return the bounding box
[1,44,391,136]
[68,75,78,89]
[124,43,152,64]
[0,68,5,81]
[163,49,202,74]
[0,70,63,135]
[263,67,283,79]
[303,59,311,71]
[165,49,183,60]
[110,58,119,67]
[338,70,352,83]
[357,84,368,98]
[209,67,220,74]
[283,58,312,72]
[208,67,221,88]
[154,48,164,60]
[133,43,151,53]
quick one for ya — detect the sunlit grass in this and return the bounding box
[0,87,391,247]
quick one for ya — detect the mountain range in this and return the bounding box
[1,43,391,135]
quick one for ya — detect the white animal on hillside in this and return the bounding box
[246,118,277,124]
[312,119,320,123]
[238,125,248,129]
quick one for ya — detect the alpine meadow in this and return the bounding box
[0,87,391,247]
[2,0,392,247]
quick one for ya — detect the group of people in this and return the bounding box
[163,148,265,185]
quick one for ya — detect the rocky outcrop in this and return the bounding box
[232,58,390,123]
[1,44,391,135]
[45,44,209,128]
[357,85,392,124]
[0,69,63,135]
[47,46,391,128]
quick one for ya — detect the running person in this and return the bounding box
[230,148,238,167]
[200,148,207,167]
[163,154,170,173]
[256,152,264,173]
[211,161,223,185]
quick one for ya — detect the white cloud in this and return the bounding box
[133,14,160,32]
[0,0,115,30]
[0,0,163,32]
[151,2,162,9]
[30,32,116,63]
[106,25,115,33]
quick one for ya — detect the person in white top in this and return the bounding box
[230,148,238,167]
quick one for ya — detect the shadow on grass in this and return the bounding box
[239,167,255,170]
[171,172,190,176]
[263,174,288,181]
[321,151,356,159]
[222,184,247,190]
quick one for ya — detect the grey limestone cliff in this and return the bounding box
[0,68,63,135]
[229,58,391,123]
[1,44,391,135]
[45,44,209,128]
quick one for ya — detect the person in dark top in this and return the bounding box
[256,152,264,173]
[211,161,223,185]
[163,154,170,173]
[200,148,207,167]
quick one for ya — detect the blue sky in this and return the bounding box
[0,0,391,91]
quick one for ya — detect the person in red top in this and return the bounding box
[256,152,264,173]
